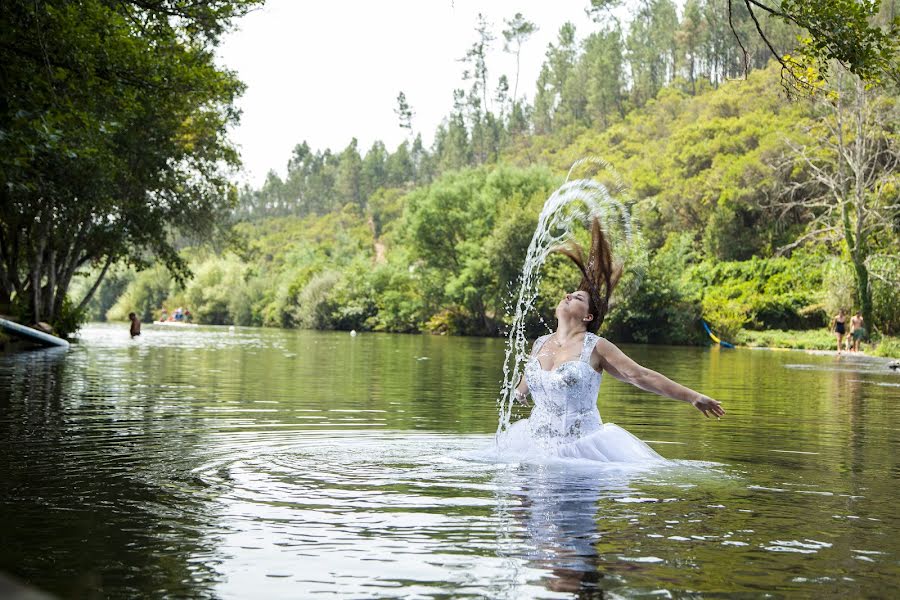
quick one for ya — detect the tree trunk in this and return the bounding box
[513,48,521,104]
[44,246,57,322]
[31,230,47,323]
[75,255,113,314]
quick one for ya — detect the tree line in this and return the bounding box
[237,0,801,219]
[236,0,900,221]
[2,0,898,343]
[95,63,899,349]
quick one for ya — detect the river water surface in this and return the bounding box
[1,324,898,598]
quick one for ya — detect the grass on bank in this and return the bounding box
[737,329,900,357]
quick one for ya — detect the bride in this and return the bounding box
[503,219,725,462]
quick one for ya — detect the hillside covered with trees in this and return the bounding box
[60,1,900,351]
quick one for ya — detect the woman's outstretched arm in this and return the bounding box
[592,338,725,418]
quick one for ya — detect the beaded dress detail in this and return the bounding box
[501,332,665,462]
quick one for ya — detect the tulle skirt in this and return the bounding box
[475,418,667,465]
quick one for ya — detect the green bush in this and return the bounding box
[53,296,87,339]
[871,336,900,358]
[605,233,704,345]
[737,328,836,350]
[690,252,825,332]
[107,266,174,322]
[293,271,342,329]
[176,256,249,325]
[869,257,900,335]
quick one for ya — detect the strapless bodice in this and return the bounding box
[524,333,603,446]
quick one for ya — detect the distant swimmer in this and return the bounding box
[129,312,141,338]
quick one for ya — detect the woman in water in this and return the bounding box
[504,219,724,462]
[831,308,848,354]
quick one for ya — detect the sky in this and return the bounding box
[217,0,599,186]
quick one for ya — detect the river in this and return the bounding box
[1,323,897,598]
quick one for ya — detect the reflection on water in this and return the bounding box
[0,323,898,598]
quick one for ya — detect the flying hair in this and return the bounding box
[553,217,622,334]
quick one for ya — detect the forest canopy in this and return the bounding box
[0,0,262,331]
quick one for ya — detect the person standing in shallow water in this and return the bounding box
[129,312,141,338]
[502,219,724,463]
[849,311,865,352]
[831,308,847,354]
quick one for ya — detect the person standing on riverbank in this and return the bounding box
[831,309,847,354]
[129,312,141,338]
[850,312,866,352]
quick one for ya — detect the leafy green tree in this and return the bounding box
[532,22,578,133]
[434,90,472,171]
[335,138,363,209]
[739,0,900,93]
[0,0,258,332]
[774,70,900,333]
[678,0,708,94]
[626,0,679,106]
[385,141,415,187]
[361,141,388,200]
[580,26,626,127]
[460,13,496,116]
[411,134,435,184]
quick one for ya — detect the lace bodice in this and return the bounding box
[524,332,603,448]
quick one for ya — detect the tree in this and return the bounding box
[394,91,414,133]
[775,71,900,332]
[580,26,626,126]
[385,141,414,187]
[361,141,388,200]
[502,13,538,105]
[460,13,496,115]
[737,0,900,94]
[678,0,708,94]
[434,89,472,171]
[532,22,578,133]
[626,0,679,106]
[0,0,259,332]
[335,138,363,209]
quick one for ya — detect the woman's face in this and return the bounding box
[556,290,593,323]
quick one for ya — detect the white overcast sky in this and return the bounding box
[217,0,604,186]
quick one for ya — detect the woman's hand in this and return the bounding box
[692,395,725,418]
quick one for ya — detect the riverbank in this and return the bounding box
[737,328,900,358]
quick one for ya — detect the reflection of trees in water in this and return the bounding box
[0,350,220,598]
[494,464,642,599]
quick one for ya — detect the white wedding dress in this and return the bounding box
[497,332,665,463]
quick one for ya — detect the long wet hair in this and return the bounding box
[553,218,622,334]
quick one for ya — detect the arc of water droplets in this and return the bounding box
[496,160,637,445]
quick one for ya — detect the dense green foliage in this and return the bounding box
[105,52,899,345]
[0,0,260,334]
[26,2,899,348]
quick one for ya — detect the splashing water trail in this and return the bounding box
[496,158,639,444]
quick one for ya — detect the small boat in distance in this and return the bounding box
[0,317,70,348]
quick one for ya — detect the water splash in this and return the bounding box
[496,158,639,443]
